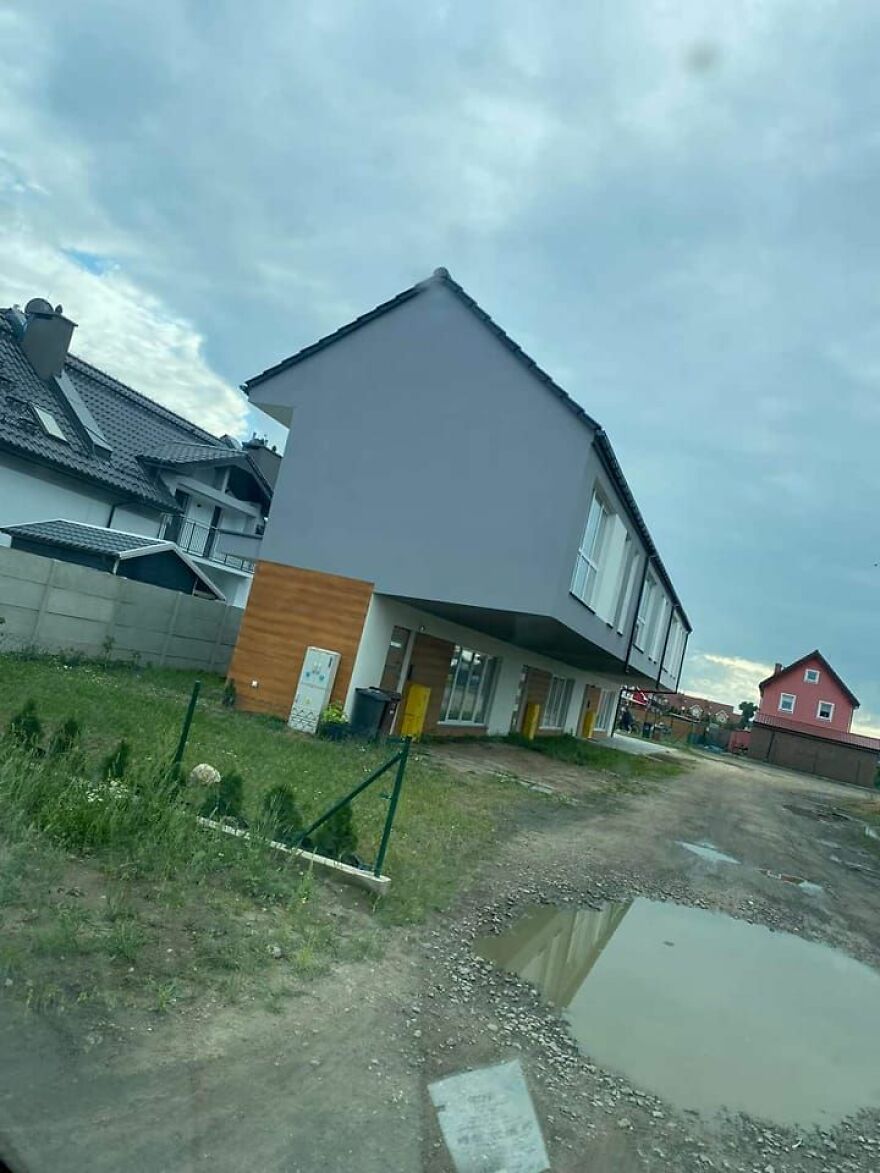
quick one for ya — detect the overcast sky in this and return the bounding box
[1,2,877,730]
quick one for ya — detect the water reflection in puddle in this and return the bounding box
[474,899,880,1127]
[678,840,739,865]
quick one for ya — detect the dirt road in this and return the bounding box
[2,749,879,1172]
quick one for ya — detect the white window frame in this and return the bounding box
[439,646,498,726]
[816,701,835,721]
[650,596,670,663]
[804,668,820,684]
[634,572,656,651]
[594,688,617,733]
[541,676,575,730]
[778,692,796,714]
[571,491,610,609]
[614,545,640,634]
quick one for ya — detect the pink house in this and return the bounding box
[750,650,880,788]
[757,650,857,733]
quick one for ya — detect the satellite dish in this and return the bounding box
[690,705,703,718]
[24,297,54,316]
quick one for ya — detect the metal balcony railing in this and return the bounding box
[164,519,256,574]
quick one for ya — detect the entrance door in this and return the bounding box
[379,626,412,693]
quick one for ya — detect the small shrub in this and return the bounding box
[222,679,237,709]
[100,739,131,782]
[260,784,304,846]
[48,717,81,757]
[313,803,358,861]
[6,699,43,751]
[199,771,246,824]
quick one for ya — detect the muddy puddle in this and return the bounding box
[475,899,880,1127]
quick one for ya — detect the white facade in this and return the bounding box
[344,594,622,737]
[0,451,260,608]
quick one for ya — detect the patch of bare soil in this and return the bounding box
[3,754,880,1172]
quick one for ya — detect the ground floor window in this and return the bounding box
[594,688,618,732]
[440,646,498,725]
[541,675,574,730]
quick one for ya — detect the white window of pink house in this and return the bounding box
[804,668,820,683]
[778,692,796,714]
[817,701,835,721]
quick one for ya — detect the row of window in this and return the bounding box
[778,693,835,721]
[438,645,580,731]
[571,488,685,675]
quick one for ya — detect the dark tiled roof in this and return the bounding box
[753,712,880,753]
[141,441,241,465]
[0,313,230,511]
[244,268,690,629]
[2,519,160,556]
[139,440,274,503]
[758,650,860,709]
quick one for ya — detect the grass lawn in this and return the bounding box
[501,732,688,782]
[0,653,541,1016]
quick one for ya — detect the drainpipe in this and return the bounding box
[655,606,676,688]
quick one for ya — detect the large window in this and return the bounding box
[571,492,610,608]
[663,615,686,677]
[614,544,640,634]
[817,701,834,721]
[440,646,498,725]
[595,688,617,732]
[634,572,657,650]
[778,692,796,714]
[541,676,574,730]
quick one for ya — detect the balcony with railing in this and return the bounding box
[164,518,259,574]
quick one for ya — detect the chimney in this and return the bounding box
[20,298,76,379]
[774,662,783,675]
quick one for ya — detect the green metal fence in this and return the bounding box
[173,681,411,878]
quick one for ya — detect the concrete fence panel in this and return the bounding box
[0,545,243,674]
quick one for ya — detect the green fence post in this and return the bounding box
[173,680,201,765]
[373,736,410,877]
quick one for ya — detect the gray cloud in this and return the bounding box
[1,0,877,713]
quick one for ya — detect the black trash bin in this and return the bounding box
[351,687,399,738]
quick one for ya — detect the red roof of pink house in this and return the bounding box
[758,650,860,709]
[753,712,880,753]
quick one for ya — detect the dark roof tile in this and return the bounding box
[2,518,159,556]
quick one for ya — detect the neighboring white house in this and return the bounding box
[0,298,279,607]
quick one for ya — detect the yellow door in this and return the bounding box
[581,709,597,739]
[521,702,541,741]
[398,683,430,739]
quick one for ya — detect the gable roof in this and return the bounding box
[758,650,860,708]
[139,440,273,504]
[0,312,255,512]
[244,268,690,629]
[2,518,225,600]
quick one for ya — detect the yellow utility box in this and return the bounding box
[398,683,430,739]
[521,701,541,741]
[581,709,596,739]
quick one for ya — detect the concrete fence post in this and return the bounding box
[160,592,183,667]
[31,559,59,647]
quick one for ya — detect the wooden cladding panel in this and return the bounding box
[406,632,456,734]
[228,561,373,718]
[525,668,551,710]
